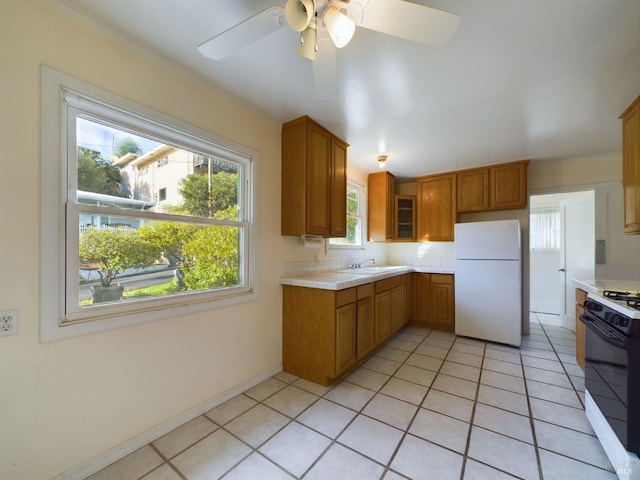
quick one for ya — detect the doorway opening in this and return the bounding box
[529,190,595,331]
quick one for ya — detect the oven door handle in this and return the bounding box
[579,313,627,349]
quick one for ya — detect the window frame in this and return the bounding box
[41,66,259,341]
[327,179,365,251]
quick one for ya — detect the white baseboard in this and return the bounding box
[529,299,561,315]
[53,363,283,480]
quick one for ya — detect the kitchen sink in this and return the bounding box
[336,266,407,275]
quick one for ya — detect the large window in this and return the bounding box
[328,180,364,249]
[41,67,257,340]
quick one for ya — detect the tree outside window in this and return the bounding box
[329,180,364,248]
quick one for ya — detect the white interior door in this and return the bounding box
[559,193,595,330]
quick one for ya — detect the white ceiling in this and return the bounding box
[52,0,639,180]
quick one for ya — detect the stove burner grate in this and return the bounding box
[604,290,632,300]
[627,299,640,310]
[604,290,640,303]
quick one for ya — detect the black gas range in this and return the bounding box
[584,290,640,337]
[580,289,640,467]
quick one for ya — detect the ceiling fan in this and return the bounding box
[197,0,460,94]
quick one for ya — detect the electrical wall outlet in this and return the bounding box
[0,310,18,337]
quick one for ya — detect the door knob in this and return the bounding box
[558,268,566,272]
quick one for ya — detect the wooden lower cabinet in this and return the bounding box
[335,303,357,374]
[429,274,455,330]
[283,285,357,385]
[412,273,455,331]
[575,288,587,371]
[390,286,404,333]
[374,290,391,345]
[412,273,431,323]
[374,275,406,345]
[356,284,375,358]
[283,273,451,385]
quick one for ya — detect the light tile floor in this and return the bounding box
[88,313,618,479]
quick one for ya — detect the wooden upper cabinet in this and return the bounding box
[331,137,348,237]
[457,160,528,213]
[457,168,489,212]
[306,122,332,235]
[281,116,348,237]
[489,160,529,210]
[621,96,640,234]
[416,173,457,241]
[395,195,416,241]
[367,171,395,242]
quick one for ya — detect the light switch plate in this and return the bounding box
[595,239,606,265]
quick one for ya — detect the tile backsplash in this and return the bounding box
[281,242,454,276]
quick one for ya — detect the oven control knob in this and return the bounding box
[585,300,603,312]
[610,314,628,327]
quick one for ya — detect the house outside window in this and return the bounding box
[41,66,258,340]
[328,180,364,249]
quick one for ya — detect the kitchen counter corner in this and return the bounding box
[280,266,454,290]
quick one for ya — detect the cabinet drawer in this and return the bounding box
[336,287,356,307]
[431,274,453,285]
[375,275,402,294]
[357,283,374,300]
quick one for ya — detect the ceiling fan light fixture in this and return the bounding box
[285,0,315,32]
[296,24,317,61]
[324,6,355,48]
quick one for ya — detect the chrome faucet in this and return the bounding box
[351,258,375,269]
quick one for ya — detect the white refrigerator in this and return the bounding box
[454,220,522,347]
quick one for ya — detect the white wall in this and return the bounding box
[529,153,640,283]
[1,2,284,479]
[595,184,640,280]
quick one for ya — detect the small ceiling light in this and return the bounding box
[377,154,388,168]
[285,0,315,32]
[296,23,317,61]
[324,6,355,48]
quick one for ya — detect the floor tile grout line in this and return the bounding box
[208,384,327,479]
[459,340,487,480]
[519,315,544,480]
[535,313,586,409]
[145,442,188,480]
[382,328,456,479]
[298,328,434,479]
[108,317,596,480]
[295,331,433,478]
[530,318,618,476]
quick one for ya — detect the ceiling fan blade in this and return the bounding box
[313,41,339,99]
[198,6,286,60]
[359,0,460,47]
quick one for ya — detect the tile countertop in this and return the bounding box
[280,266,454,290]
[572,279,640,295]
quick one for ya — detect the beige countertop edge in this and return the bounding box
[280,267,454,291]
[572,279,640,295]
